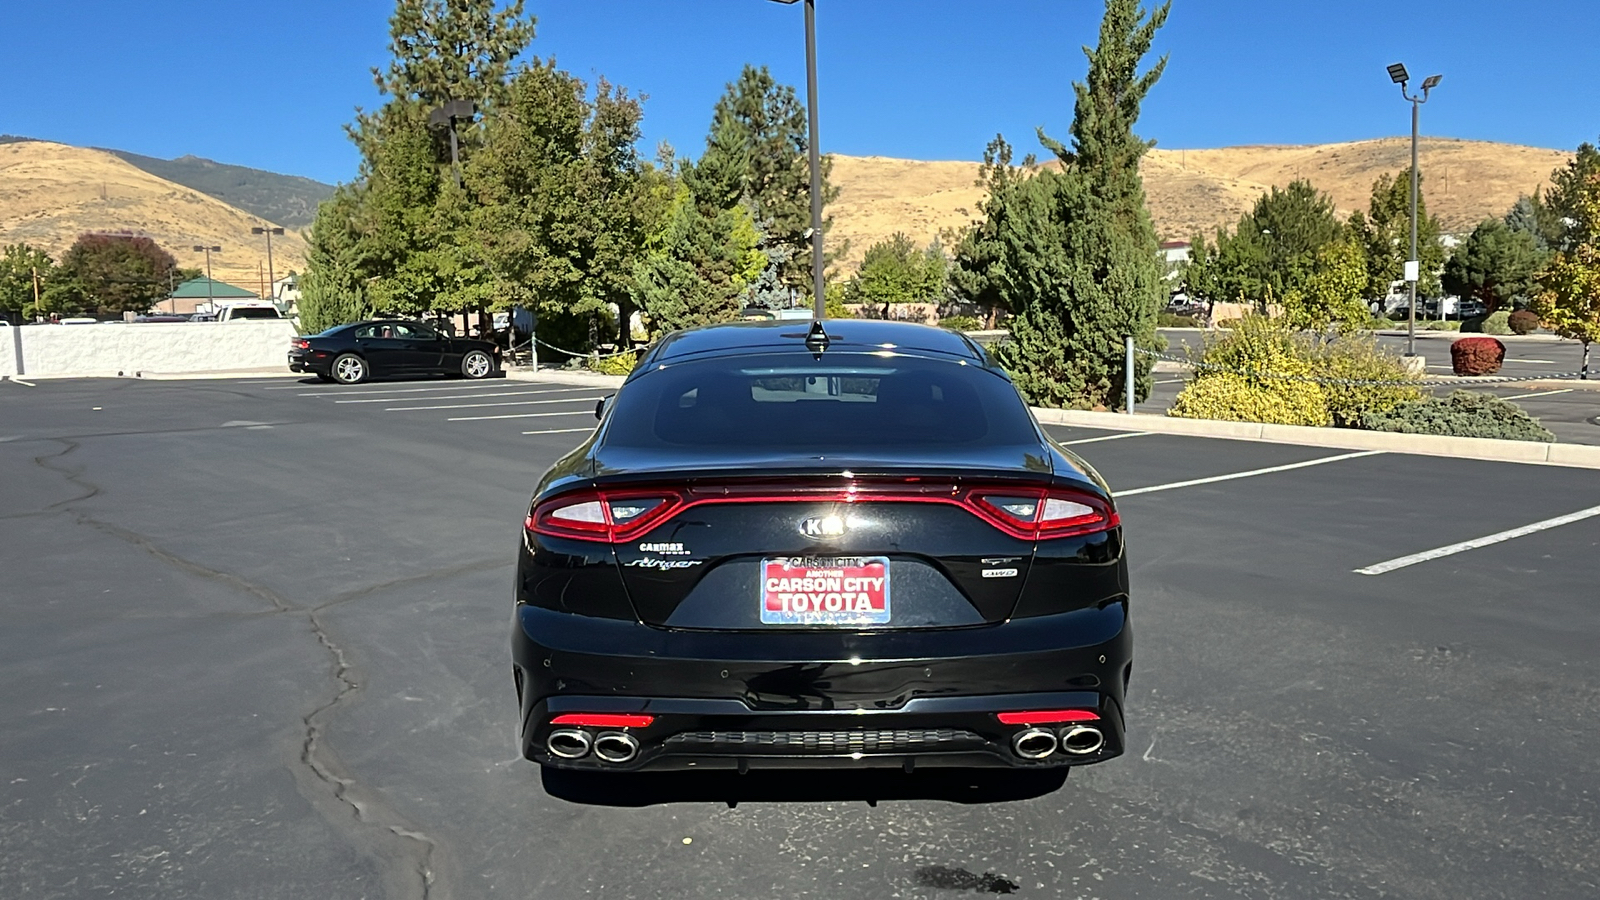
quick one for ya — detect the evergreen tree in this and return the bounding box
[1442,218,1546,313]
[991,0,1170,409]
[1504,194,1558,251]
[706,65,836,299]
[1351,171,1444,302]
[297,186,376,333]
[1543,140,1600,251]
[949,136,1033,328]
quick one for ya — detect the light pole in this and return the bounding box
[251,226,284,306]
[769,0,826,320]
[429,99,477,190]
[1386,63,1441,358]
[192,245,220,313]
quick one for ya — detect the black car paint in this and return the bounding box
[287,319,500,380]
[512,320,1131,773]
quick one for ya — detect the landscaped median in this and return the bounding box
[1032,406,1600,470]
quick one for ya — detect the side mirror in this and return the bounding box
[595,395,611,420]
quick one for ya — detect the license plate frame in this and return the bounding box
[759,556,891,626]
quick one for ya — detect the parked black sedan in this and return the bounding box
[288,319,501,384]
[513,319,1130,776]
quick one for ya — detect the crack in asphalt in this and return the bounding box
[29,438,447,900]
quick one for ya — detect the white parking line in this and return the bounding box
[290,382,538,396]
[1355,504,1600,575]
[1060,432,1151,446]
[4,377,36,387]
[1498,388,1575,400]
[522,427,595,435]
[336,387,587,404]
[386,396,601,412]
[1155,378,1186,385]
[449,410,595,422]
[1118,450,1383,496]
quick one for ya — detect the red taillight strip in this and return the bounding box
[528,482,1116,544]
[996,710,1100,726]
[550,713,655,728]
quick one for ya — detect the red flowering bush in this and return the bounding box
[1451,336,1506,376]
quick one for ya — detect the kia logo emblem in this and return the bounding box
[799,515,847,538]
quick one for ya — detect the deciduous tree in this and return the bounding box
[1532,174,1600,377]
[846,233,946,315]
[1350,170,1444,302]
[56,233,179,317]
[0,244,53,322]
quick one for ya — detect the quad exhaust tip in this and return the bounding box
[1059,724,1105,756]
[547,729,593,759]
[1011,728,1059,760]
[593,731,641,764]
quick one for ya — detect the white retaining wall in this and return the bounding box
[1,321,297,377]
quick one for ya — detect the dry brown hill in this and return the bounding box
[0,141,306,292]
[826,137,1573,274]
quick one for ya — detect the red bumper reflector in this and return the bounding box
[996,710,1100,726]
[550,713,654,728]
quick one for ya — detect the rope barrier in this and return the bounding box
[1134,347,1590,386]
[532,335,646,360]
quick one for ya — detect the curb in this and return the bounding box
[1031,408,1600,471]
[506,367,625,389]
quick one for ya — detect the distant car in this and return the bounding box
[288,319,501,384]
[1456,300,1488,319]
[217,304,283,322]
[132,314,190,323]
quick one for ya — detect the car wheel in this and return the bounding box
[462,350,494,379]
[332,353,367,385]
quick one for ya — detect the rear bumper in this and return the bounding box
[512,601,1131,771]
[287,351,332,374]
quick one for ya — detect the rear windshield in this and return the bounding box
[228,307,280,319]
[602,353,1039,450]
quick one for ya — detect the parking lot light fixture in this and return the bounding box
[766,0,825,320]
[1388,63,1440,356]
[251,227,284,307]
[192,245,221,311]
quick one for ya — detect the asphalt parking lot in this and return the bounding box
[3,373,1598,899]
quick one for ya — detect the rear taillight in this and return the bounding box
[526,481,1115,544]
[970,487,1117,540]
[527,490,683,542]
[293,339,310,349]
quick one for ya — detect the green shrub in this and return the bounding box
[1422,319,1462,331]
[1157,313,1203,328]
[1307,332,1424,427]
[1464,311,1512,335]
[1215,318,1241,329]
[1507,309,1540,335]
[1170,373,1331,426]
[587,351,638,376]
[939,315,982,331]
[1362,391,1554,442]
[1365,316,1399,331]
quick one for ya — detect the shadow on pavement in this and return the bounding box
[541,766,1069,807]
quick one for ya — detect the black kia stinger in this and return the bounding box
[288,319,500,384]
[513,319,1130,772]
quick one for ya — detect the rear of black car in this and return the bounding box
[512,323,1130,772]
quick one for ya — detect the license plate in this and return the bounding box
[760,557,891,626]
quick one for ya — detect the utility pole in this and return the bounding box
[1386,63,1441,358]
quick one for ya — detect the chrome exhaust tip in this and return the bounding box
[1011,728,1059,760]
[546,728,593,759]
[593,731,641,764]
[1059,725,1105,756]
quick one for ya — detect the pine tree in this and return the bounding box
[706,65,836,299]
[1442,218,1546,313]
[992,0,1170,409]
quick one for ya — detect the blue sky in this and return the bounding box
[4,0,1596,185]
